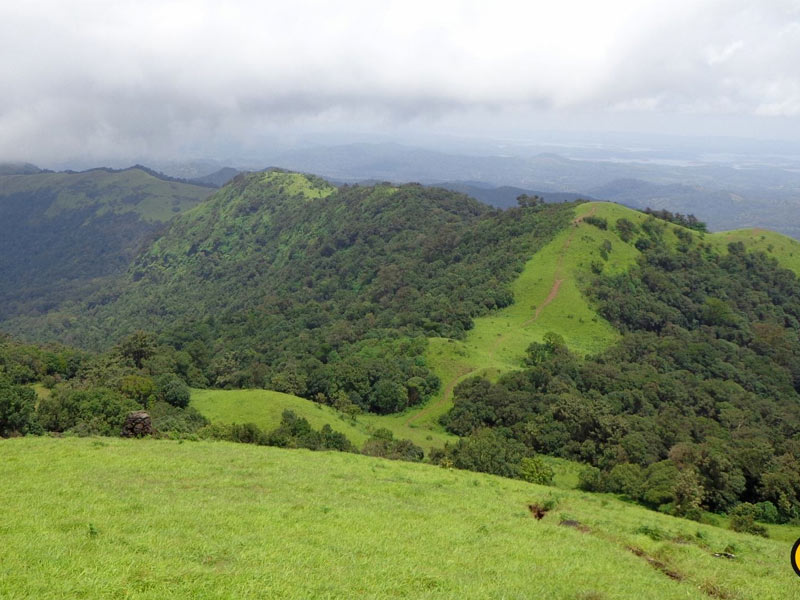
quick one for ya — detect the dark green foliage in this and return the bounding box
[0,374,40,436]
[0,168,211,324]
[728,503,768,537]
[155,374,190,408]
[754,501,780,524]
[606,463,644,499]
[149,402,209,434]
[267,410,356,452]
[615,218,638,242]
[641,208,707,232]
[22,174,569,415]
[447,429,527,478]
[578,466,605,492]
[361,428,424,462]
[583,216,608,230]
[443,230,800,518]
[37,386,140,436]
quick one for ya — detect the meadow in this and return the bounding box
[3,436,798,599]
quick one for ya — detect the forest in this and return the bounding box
[440,215,800,525]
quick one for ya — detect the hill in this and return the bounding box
[2,436,797,599]
[3,171,572,415]
[422,202,800,424]
[435,181,597,209]
[0,166,213,322]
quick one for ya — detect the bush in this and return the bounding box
[729,503,768,537]
[37,386,139,435]
[519,456,554,485]
[754,501,780,524]
[0,375,40,436]
[362,428,423,462]
[155,374,190,408]
[450,429,526,478]
[578,465,605,492]
[606,463,644,499]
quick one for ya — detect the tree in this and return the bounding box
[450,429,526,478]
[117,331,157,369]
[155,374,190,408]
[729,503,768,537]
[0,375,39,436]
[519,456,554,485]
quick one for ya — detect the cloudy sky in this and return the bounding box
[2,0,800,164]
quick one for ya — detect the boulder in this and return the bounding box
[121,411,152,437]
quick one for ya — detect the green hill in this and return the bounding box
[0,167,213,324]
[3,436,797,599]
[418,202,800,427]
[6,171,572,415]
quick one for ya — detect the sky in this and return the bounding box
[2,0,800,165]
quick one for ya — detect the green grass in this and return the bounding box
[705,227,800,275]
[419,203,637,426]
[0,168,213,222]
[261,170,335,199]
[2,436,797,599]
[190,388,455,452]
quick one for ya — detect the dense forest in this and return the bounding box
[9,171,572,414]
[440,216,800,523]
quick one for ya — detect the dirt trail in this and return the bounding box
[405,205,597,427]
[405,365,475,426]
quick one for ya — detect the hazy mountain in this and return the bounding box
[0,166,213,321]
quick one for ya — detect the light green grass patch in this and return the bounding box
[262,170,335,199]
[705,227,800,275]
[191,388,455,452]
[2,437,797,600]
[418,202,638,427]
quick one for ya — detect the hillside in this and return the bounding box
[3,171,572,415]
[3,436,797,599]
[419,202,800,428]
[0,167,213,322]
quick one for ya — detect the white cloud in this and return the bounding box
[1,0,800,162]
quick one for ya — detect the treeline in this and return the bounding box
[641,207,707,232]
[31,173,572,415]
[439,216,800,523]
[0,332,427,461]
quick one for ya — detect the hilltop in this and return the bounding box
[0,166,213,322]
[2,436,797,599]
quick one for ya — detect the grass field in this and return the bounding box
[191,388,456,452]
[3,436,798,599]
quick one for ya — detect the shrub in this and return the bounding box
[155,374,190,408]
[578,466,605,492]
[362,428,423,462]
[0,375,40,437]
[519,456,554,485]
[729,503,768,537]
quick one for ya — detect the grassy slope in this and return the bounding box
[191,388,454,451]
[417,202,800,429]
[191,202,800,446]
[3,436,796,600]
[0,168,213,222]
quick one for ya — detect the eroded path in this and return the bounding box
[406,205,598,428]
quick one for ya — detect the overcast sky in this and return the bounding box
[2,0,800,164]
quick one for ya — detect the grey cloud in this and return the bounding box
[1,0,800,163]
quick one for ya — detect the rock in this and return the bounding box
[121,411,152,438]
